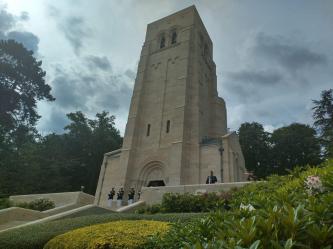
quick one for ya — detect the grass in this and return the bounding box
[54,206,114,220]
[0,212,207,249]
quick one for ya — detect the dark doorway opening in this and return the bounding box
[147,180,165,187]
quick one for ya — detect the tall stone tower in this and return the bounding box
[95,6,246,206]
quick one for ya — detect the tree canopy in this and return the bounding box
[0,111,122,196]
[312,89,333,158]
[0,39,54,132]
[270,123,321,173]
[238,122,270,178]
[239,122,322,178]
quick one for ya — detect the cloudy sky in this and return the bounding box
[1,0,332,134]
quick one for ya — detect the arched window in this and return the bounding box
[171,31,177,44]
[146,124,151,136]
[166,120,170,133]
[160,36,165,48]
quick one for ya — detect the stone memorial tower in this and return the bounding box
[95,6,246,206]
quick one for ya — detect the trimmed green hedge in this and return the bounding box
[0,198,55,211]
[44,220,170,249]
[137,191,234,214]
[0,213,206,249]
[0,198,11,210]
[16,198,55,211]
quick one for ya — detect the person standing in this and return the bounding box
[206,171,218,184]
[116,188,124,207]
[128,188,135,205]
[107,188,115,207]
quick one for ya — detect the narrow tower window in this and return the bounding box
[204,44,208,56]
[166,120,170,133]
[171,31,177,44]
[160,36,165,48]
[146,124,151,136]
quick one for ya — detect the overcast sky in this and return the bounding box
[1,0,332,135]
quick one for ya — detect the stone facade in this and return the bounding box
[95,5,247,207]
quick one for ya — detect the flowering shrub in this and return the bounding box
[147,159,333,249]
[239,203,255,212]
[43,220,169,249]
[305,175,324,195]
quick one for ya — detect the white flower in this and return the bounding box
[305,175,324,195]
[240,203,255,211]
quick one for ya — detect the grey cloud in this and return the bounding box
[48,5,60,18]
[52,73,88,110]
[223,70,283,104]
[227,70,282,85]
[223,81,259,103]
[51,62,132,119]
[20,11,29,21]
[96,81,132,111]
[125,69,136,80]
[254,33,327,72]
[0,7,15,31]
[59,16,90,55]
[86,55,111,71]
[0,6,39,53]
[48,5,90,55]
[7,31,39,52]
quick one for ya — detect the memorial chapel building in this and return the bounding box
[95,6,247,206]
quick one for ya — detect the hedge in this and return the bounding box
[0,213,206,249]
[44,220,169,249]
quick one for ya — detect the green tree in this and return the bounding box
[0,39,54,195]
[270,123,321,174]
[0,39,54,132]
[312,89,333,158]
[88,111,122,193]
[0,111,122,196]
[238,122,271,178]
[62,111,122,194]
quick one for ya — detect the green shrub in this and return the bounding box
[141,191,233,214]
[44,220,169,249]
[0,212,206,249]
[147,160,333,249]
[16,198,55,211]
[0,197,12,210]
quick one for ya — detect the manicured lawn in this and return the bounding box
[54,206,114,219]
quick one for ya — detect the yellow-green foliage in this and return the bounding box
[43,220,169,249]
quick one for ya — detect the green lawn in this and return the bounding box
[54,206,114,220]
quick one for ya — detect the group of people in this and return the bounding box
[107,187,141,207]
[107,171,218,208]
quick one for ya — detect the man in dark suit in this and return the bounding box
[206,171,218,184]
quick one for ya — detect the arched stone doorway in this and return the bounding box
[138,161,166,189]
